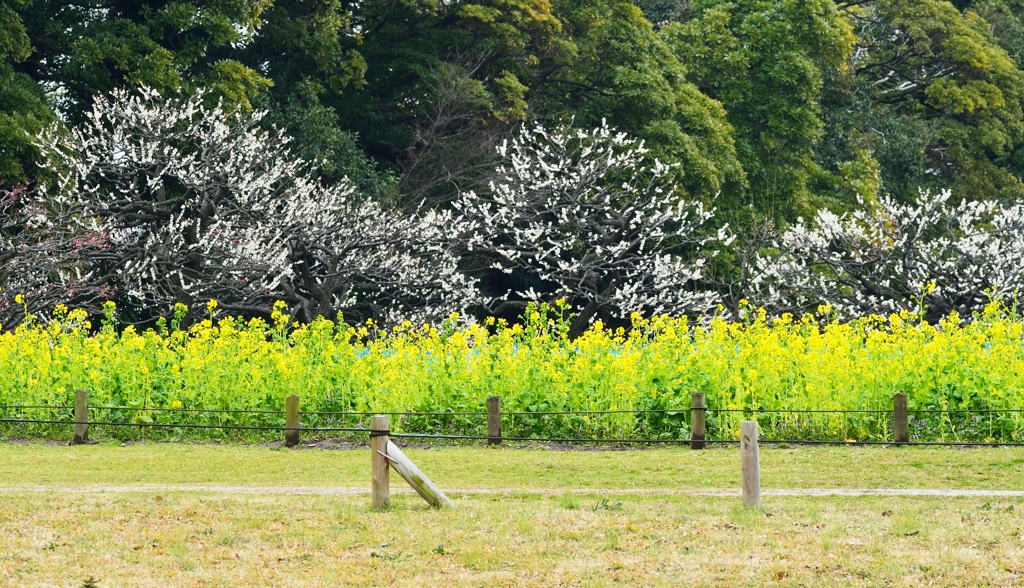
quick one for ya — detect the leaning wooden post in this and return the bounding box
[893,392,909,444]
[690,392,706,450]
[740,421,760,509]
[383,441,454,508]
[370,415,390,509]
[72,389,89,444]
[284,395,301,447]
[487,396,502,445]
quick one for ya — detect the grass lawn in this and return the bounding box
[1,442,1023,586]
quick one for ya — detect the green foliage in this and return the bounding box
[238,0,387,193]
[0,67,49,188]
[238,0,745,204]
[0,1,51,187]
[244,0,562,202]
[971,0,1024,69]
[257,83,398,200]
[633,0,690,24]
[537,0,745,202]
[7,0,1024,209]
[838,0,1024,203]
[663,0,856,218]
[0,0,286,188]
[3,0,392,192]
[11,0,272,118]
[650,0,1024,213]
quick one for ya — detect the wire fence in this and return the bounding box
[0,406,989,418]
[3,400,1024,447]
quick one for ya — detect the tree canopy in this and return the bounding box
[5,0,1024,209]
[3,0,1024,324]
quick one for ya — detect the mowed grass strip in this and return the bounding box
[1,492,1022,587]
[0,442,1023,490]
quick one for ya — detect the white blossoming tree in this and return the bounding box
[0,184,117,327]
[4,87,477,326]
[456,122,727,337]
[753,189,1024,319]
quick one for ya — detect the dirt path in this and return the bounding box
[0,485,1022,497]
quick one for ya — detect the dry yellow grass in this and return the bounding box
[2,492,1023,587]
[1,443,1023,586]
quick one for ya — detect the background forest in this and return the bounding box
[3,0,1024,329]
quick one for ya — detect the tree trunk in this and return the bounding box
[568,299,603,340]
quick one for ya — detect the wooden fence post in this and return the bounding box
[371,415,390,509]
[383,441,454,508]
[284,395,300,447]
[740,421,760,509]
[690,392,706,450]
[487,396,502,445]
[72,389,89,444]
[893,392,909,444]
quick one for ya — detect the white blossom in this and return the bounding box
[0,185,115,325]
[754,189,1024,318]
[456,121,722,334]
[3,87,477,325]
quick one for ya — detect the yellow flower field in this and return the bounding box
[1,300,1022,443]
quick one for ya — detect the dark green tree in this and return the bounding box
[235,1,394,198]
[0,1,51,187]
[662,0,857,219]
[837,0,1024,203]
[11,0,272,116]
[241,1,744,206]
[1,0,306,190]
[240,0,563,205]
[532,0,746,204]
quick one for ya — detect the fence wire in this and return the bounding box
[3,404,1024,446]
[5,404,1023,416]
[3,417,1024,446]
